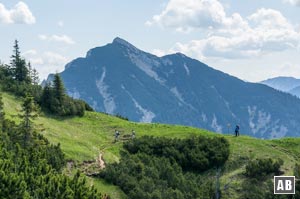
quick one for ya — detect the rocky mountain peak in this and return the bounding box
[112,37,139,52]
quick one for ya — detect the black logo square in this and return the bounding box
[274,176,295,194]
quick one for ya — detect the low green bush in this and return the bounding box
[245,158,283,178]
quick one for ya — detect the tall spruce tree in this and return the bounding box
[53,73,65,104]
[10,40,21,76]
[41,83,53,111]
[32,68,39,85]
[16,59,29,82]
[10,40,30,82]
[27,62,33,82]
[19,95,38,147]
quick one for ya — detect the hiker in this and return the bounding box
[131,130,136,139]
[114,130,120,142]
[234,125,240,137]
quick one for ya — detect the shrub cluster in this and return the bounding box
[245,158,283,178]
[101,135,230,199]
[124,135,230,172]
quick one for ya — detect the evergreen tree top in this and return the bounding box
[11,39,21,63]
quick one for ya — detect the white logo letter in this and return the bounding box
[285,180,292,190]
[277,180,284,190]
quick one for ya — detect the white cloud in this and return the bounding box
[22,49,37,57]
[22,50,70,79]
[284,0,300,6]
[152,49,167,57]
[146,0,247,32]
[38,34,75,45]
[0,4,11,23]
[28,58,44,65]
[248,8,293,30]
[148,0,300,59]
[43,51,68,65]
[0,2,35,24]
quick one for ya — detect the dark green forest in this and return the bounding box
[0,40,92,117]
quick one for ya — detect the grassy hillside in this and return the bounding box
[2,92,300,199]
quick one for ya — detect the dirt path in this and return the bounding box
[79,152,106,176]
[97,152,105,169]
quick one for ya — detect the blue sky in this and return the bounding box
[1,0,300,82]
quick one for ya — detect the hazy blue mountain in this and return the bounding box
[48,37,300,138]
[289,86,300,97]
[261,76,300,92]
[260,76,300,97]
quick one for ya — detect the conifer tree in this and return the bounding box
[10,40,30,82]
[27,62,33,82]
[10,40,21,75]
[32,68,39,85]
[16,59,29,82]
[19,95,39,146]
[11,40,21,61]
[53,73,65,104]
[52,73,66,115]
[27,62,39,85]
[41,83,53,110]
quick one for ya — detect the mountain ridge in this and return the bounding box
[261,76,300,98]
[47,37,300,138]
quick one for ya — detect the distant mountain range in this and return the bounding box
[261,76,300,97]
[46,37,300,138]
